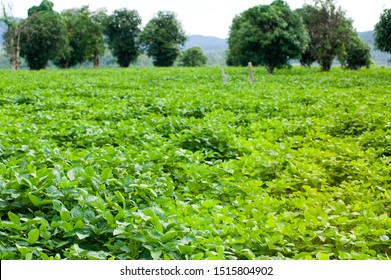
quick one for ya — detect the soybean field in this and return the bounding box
[0,67,390,260]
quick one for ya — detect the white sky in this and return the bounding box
[6,0,391,38]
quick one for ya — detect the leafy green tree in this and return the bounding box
[141,11,187,67]
[375,9,391,55]
[298,0,354,71]
[226,0,309,74]
[20,1,67,70]
[54,7,106,69]
[342,35,371,70]
[106,9,141,68]
[179,47,207,67]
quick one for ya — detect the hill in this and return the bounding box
[358,31,391,67]
[184,35,228,66]
[185,35,228,51]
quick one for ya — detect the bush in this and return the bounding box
[179,47,207,67]
[344,37,371,70]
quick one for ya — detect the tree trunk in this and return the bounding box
[320,54,333,72]
[248,62,254,85]
[93,55,100,69]
[321,61,332,72]
[14,25,21,71]
[5,25,22,71]
[267,65,274,75]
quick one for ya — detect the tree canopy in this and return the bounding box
[106,9,142,68]
[179,47,207,67]
[0,0,386,70]
[27,0,55,16]
[54,7,106,69]
[227,0,309,74]
[20,1,67,70]
[298,0,355,71]
[141,11,187,67]
[375,9,391,55]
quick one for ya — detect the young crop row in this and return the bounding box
[0,67,390,260]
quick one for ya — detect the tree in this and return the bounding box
[141,11,187,67]
[54,7,106,69]
[106,9,141,68]
[341,35,371,70]
[179,47,207,66]
[374,9,391,55]
[226,0,309,74]
[20,1,67,70]
[1,2,23,70]
[298,0,354,71]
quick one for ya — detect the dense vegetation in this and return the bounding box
[179,47,208,67]
[1,0,391,70]
[227,0,309,74]
[227,0,373,72]
[0,67,390,260]
[0,0,186,70]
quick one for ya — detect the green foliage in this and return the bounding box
[298,0,355,71]
[227,0,309,74]
[375,9,391,55]
[342,36,371,70]
[27,0,55,16]
[20,4,67,70]
[141,11,187,67]
[53,7,106,69]
[295,7,317,68]
[105,9,141,68]
[0,67,391,260]
[179,47,207,67]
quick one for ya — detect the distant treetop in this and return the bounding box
[28,0,55,16]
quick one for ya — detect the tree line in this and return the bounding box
[1,0,391,72]
[227,0,391,74]
[0,0,206,70]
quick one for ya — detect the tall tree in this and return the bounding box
[141,11,187,67]
[298,0,354,71]
[227,0,309,74]
[106,9,141,68]
[54,7,106,69]
[20,1,67,70]
[374,9,391,56]
[1,2,23,70]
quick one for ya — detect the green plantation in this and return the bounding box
[0,67,390,260]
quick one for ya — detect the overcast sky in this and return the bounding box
[6,0,391,38]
